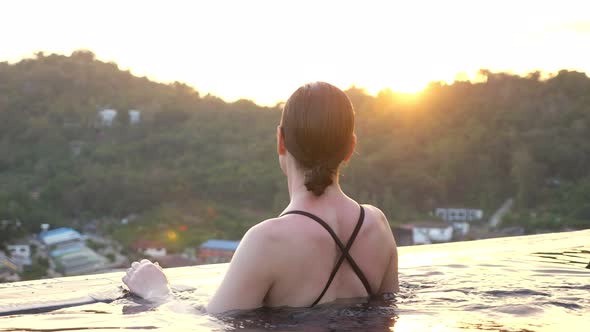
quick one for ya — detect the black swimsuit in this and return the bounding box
[280,205,373,307]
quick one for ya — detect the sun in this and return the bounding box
[359,64,440,96]
[365,76,430,96]
[391,80,429,94]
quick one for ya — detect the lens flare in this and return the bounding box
[166,230,178,241]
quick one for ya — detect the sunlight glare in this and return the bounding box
[166,231,178,241]
[1,0,589,104]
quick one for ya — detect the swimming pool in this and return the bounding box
[1,230,589,331]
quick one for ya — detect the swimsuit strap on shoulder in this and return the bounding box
[280,205,372,306]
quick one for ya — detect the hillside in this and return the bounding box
[1,51,589,248]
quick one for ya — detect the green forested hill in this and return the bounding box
[1,51,589,248]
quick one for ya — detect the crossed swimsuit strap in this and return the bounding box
[280,205,373,307]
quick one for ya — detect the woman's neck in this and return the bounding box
[286,164,345,206]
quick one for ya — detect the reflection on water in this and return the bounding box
[0,230,588,331]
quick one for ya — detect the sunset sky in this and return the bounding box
[2,0,590,105]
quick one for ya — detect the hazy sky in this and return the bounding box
[2,0,590,105]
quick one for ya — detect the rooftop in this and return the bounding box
[38,228,81,246]
[200,239,240,251]
[397,221,453,229]
[39,227,80,237]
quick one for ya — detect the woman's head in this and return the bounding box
[279,82,356,196]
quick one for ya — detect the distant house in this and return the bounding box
[120,214,138,225]
[0,253,19,273]
[6,244,32,267]
[50,243,84,258]
[1,219,22,228]
[98,109,117,127]
[450,221,470,239]
[39,228,82,247]
[198,240,240,264]
[393,221,454,246]
[435,208,482,238]
[37,227,106,276]
[435,208,483,222]
[0,253,20,281]
[51,246,107,276]
[39,228,90,275]
[132,240,167,257]
[128,110,141,124]
[7,244,30,258]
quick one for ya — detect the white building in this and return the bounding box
[7,245,30,259]
[6,244,32,267]
[1,220,22,228]
[98,109,117,127]
[394,221,454,245]
[435,208,483,222]
[450,221,470,237]
[128,110,141,124]
[132,240,167,257]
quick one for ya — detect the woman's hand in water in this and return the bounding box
[122,259,171,301]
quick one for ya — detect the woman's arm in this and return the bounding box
[378,243,399,293]
[365,205,399,294]
[123,221,277,314]
[206,221,277,314]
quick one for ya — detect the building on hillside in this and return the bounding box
[6,244,32,267]
[198,240,240,264]
[50,246,107,276]
[435,208,482,239]
[37,228,107,276]
[50,243,84,258]
[132,240,167,257]
[1,219,22,228]
[128,110,141,124]
[120,214,138,225]
[450,221,470,239]
[0,253,20,281]
[0,253,19,273]
[98,109,117,127]
[435,208,483,222]
[39,228,83,247]
[393,221,454,246]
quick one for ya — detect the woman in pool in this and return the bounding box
[123,82,399,313]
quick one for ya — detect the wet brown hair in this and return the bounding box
[280,82,355,196]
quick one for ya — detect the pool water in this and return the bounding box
[1,230,589,331]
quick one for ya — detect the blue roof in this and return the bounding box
[200,239,240,251]
[50,244,83,257]
[39,227,80,240]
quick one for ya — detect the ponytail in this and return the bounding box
[304,163,335,196]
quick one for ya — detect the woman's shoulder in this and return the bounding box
[243,215,313,245]
[358,203,396,245]
[359,204,390,228]
[244,217,288,242]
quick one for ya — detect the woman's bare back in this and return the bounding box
[260,200,397,307]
